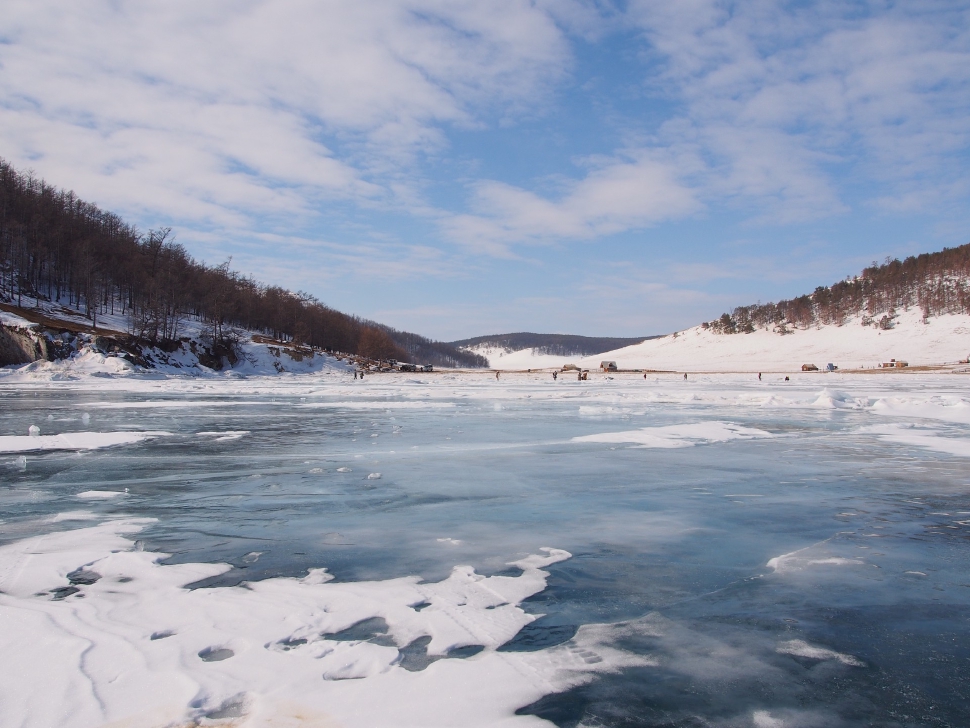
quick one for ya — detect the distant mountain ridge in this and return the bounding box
[449,332,657,358]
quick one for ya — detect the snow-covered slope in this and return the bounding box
[580,309,970,372]
[464,344,586,370]
[1,299,355,380]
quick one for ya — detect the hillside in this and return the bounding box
[581,246,970,372]
[579,308,970,372]
[708,244,970,334]
[0,159,485,370]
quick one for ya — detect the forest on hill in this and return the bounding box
[0,159,487,368]
[450,332,655,357]
[707,243,970,335]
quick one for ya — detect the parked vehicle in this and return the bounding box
[421,365,433,372]
[399,363,417,372]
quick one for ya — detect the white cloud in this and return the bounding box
[441,151,701,251]
[437,1,970,256]
[1,0,967,336]
[0,0,574,229]
[629,0,970,220]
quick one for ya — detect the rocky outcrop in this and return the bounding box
[0,324,49,366]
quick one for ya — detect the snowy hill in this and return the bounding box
[455,309,970,373]
[463,344,582,370]
[477,246,970,373]
[577,308,970,372]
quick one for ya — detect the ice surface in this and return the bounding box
[2,370,970,726]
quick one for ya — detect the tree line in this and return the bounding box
[706,244,970,334]
[0,158,487,367]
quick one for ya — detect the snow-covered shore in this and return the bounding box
[1,298,356,380]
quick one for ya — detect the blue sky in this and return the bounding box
[2,1,968,340]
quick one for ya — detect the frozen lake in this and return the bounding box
[2,370,970,727]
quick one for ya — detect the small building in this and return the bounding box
[562,363,579,371]
[600,361,618,372]
[825,363,838,372]
[801,363,819,371]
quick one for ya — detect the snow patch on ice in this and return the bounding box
[299,401,456,410]
[573,421,773,449]
[777,639,864,666]
[861,423,970,458]
[46,511,99,522]
[0,523,646,728]
[767,545,864,574]
[197,430,250,441]
[871,396,970,425]
[0,431,170,453]
[752,711,786,728]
